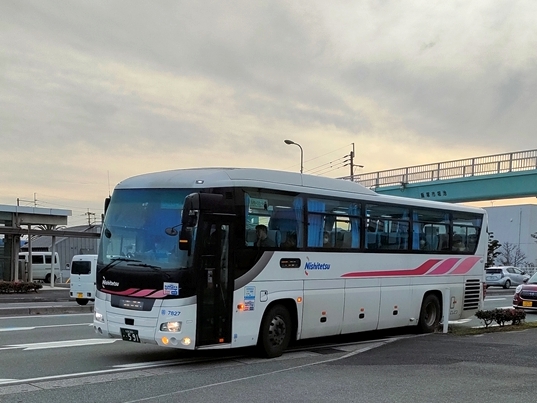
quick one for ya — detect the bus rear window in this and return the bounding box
[71,261,91,275]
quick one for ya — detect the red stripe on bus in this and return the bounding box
[427,258,461,275]
[341,259,441,278]
[101,288,140,295]
[130,289,157,297]
[449,256,481,274]
[146,290,167,298]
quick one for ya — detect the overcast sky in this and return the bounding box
[1,1,536,226]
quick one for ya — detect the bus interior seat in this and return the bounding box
[366,232,379,249]
[267,230,281,247]
[424,227,439,251]
[335,231,345,247]
[342,231,353,248]
[387,233,400,249]
[246,229,257,246]
[438,233,449,250]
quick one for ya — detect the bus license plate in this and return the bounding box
[120,328,140,343]
[522,301,533,307]
[77,293,83,298]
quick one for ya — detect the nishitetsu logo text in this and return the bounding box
[102,277,119,287]
[304,262,330,270]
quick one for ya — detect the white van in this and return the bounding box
[69,254,97,305]
[18,252,61,283]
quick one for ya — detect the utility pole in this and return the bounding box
[85,210,96,226]
[349,143,355,181]
[343,143,363,181]
[17,193,38,207]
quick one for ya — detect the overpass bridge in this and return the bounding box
[354,149,537,203]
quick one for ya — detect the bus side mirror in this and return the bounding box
[104,197,111,216]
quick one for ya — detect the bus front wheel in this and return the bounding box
[418,294,441,333]
[258,304,292,358]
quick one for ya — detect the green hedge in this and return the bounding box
[475,308,526,328]
[0,281,43,294]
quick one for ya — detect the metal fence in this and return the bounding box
[356,149,537,189]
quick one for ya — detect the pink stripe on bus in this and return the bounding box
[102,288,140,296]
[427,258,461,275]
[130,289,157,297]
[146,290,167,298]
[449,256,481,274]
[341,259,441,278]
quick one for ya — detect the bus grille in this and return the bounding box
[463,279,481,311]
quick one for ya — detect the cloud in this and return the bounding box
[1,0,536,224]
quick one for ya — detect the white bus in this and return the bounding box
[93,168,487,357]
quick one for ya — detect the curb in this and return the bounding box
[0,305,93,317]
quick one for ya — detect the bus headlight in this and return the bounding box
[94,312,104,323]
[160,321,182,332]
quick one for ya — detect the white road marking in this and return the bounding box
[0,323,91,332]
[485,298,508,301]
[5,338,117,350]
[122,338,400,403]
[0,313,93,320]
[0,327,36,332]
[0,353,224,386]
[0,338,397,390]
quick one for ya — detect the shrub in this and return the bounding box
[475,308,526,328]
[0,281,43,294]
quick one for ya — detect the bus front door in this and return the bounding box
[196,217,233,347]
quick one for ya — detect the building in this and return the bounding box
[20,224,101,278]
[1,204,70,281]
[484,204,537,266]
[1,204,100,281]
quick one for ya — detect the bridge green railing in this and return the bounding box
[356,149,537,189]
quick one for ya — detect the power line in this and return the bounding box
[305,155,347,172]
[283,143,354,171]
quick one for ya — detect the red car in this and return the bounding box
[513,272,537,311]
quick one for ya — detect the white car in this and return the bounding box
[485,266,530,289]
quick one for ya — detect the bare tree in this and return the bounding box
[498,242,527,266]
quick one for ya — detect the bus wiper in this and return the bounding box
[127,263,171,279]
[100,257,141,274]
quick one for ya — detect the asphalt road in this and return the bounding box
[1,313,536,403]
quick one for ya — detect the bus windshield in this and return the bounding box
[99,188,192,270]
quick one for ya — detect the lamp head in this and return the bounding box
[284,139,294,145]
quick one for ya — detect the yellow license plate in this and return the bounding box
[77,292,83,298]
[523,301,533,307]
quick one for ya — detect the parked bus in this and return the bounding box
[93,168,487,357]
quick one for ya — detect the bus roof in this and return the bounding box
[116,167,377,196]
[115,167,486,214]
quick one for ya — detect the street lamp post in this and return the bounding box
[284,139,303,174]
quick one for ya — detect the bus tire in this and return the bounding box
[76,298,89,306]
[418,294,441,333]
[258,304,292,358]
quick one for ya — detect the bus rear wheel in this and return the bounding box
[418,294,441,333]
[45,274,57,284]
[258,304,292,358]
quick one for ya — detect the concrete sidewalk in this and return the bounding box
[0,284,93,316]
